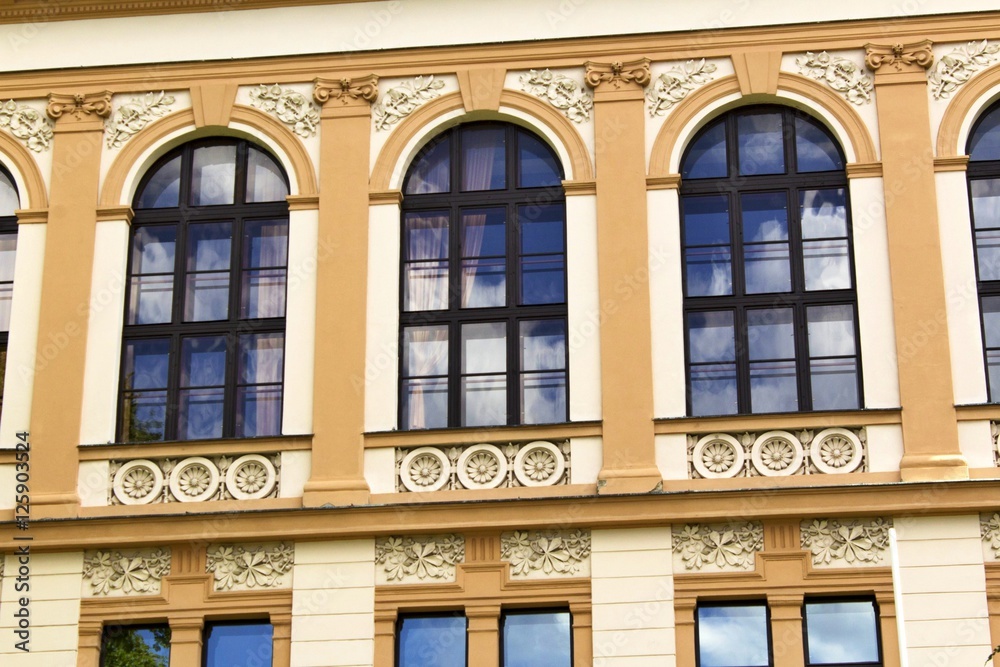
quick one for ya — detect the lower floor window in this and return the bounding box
[803,599,881,666]
[397,614,467,666]
[100,624,170,667]
[502,610,571,667]
[203,621,273,667]
[696,602,771,667]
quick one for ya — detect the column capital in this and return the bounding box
[865,40,934,74]
[585,58,651,95]
[46,91,112,123]
[313,75,379,109]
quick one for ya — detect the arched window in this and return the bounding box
[119,139,290,442]
[399,122,567,429]
[967,102,1000,400]
[680,106,861,416]
[0,166,18,419]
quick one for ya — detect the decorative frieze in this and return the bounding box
[671,522,763,572]
[930,40,1000,100]
[795,52,873,105]
[688,427,866,479]
[110,453,280,505]
[584,58,651,90]
[206,542,294,591]
[373,75,445,132]
[982,513,1000,560]
[46,91,112,120]
[375,534,465,584]
[518,69,592,123]
[0,100,53,152]
[501,529,591,578]
[395,440,570,492]
[800,518,891,567]
[646,59,718,116]
[248,84,319,137]
[105,91,175,149]
[82,548,171,596]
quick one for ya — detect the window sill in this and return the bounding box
[77,434,313,461]
[955,403,1000,420]
[653,408,902,435]
[363,421,601,448]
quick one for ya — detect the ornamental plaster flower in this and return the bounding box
[123,467,156,499]
[240,551,275,587]
[760,439,795,471]
[406,542,445,579]
[465,451,499,484]
[702,441,736,473]
[118,557,152,593]
[818,435,854,468]
[522,448,556,481]
[983,513,1000,551]
[409,454,443,487]
[704,530,746,568]
[235,461,268,494]
[532,537,572,574]
[834,525,875,563]
[178,465,211,496]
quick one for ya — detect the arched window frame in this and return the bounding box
[0,165,19,420]
[679,105,864,416]
[397,121,570,430]
[117,138,291,443]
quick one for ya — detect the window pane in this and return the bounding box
[989,349,1000,401]
[801,189,848,239]
[0,170,18,216]
[520,320,567,424]
[983,297,1000,399]
[970,105,1000,161]
[128,275,173,326]
[191,144,236,205]
[521,320,566,371]
[519,131,562,188]
[521,371,566,424]
[123,339,170,390]
[808,305,856,357]
[203,622,272,667]
[748,309,798,412]
[683,195,730,246]
[137,155,181,209]
[688,311,736,363]
[805,601,879,664]
[463,207,506,257]
[406,135,451,194]
[463,374,506,426]
[407,212,450,260]
[461,126,506,191]
[128,226,176,325]
[743,192,790,293]
[697,605,769,667]
[188,222,232,271]
[751,359,798,412]
[745,242,791,294]
[743,192,789,242]
[811,357,859,411]
[972,177,1000,253]
[402,377,448,429]
[132,226,177,274]
[185,223,232,322]
[520,203,565,254]
[403,326,449,377]
[748,308,795,360]
[685,247,733,297]
[521,255,565,305]
[503,611,571,667]
[398,615,466,667]
[401,326,450,427]
[180,335,227,388]
[244,219,288,268]
[242,268,286,318]
[178,387,224,439]
[100,624,170,667]
[240,332,284,384]
[0,232,15,284]
[242,220,288,319]
[804,240,851,291]
[682,120,727,179]
[237,332,284,436]
[122,391,168,442]
[246,146,288,202]
[462,208,506,308]
[237,384,282,438]
[185,273,229,321]
[463,322,506,374]
[738,112,785,176]
[690,363,738,416]
[796,116,843,172]
[405,212,449,311]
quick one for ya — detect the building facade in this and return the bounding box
[0,0,999,665]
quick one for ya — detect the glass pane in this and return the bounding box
[751,359,798,412]
[801,189,848,238]
[521,256,565,305]
[132,226,177,274]
[178,387,224,439]
[190,144,236,206]
[461,257,506,308]
[100,625,170,667]
[187,222,232,271]
[462,322,506,373]
[972,178,1000,230]
[180,336,227,388]
[697,605,769,667]
[405,212,450,311]
[683,195,730,246]
[462,375,506,426]
[520,204,565,254]
[0,284,8,332]
[521,320,566,371]
[0,233,13,284]
[406,135,451,194]
[744,242,791,294]
[989,349,1000,400]
[398,615,466,667]
[805,601,879,664]
[983,297,1000,348]
[406,212,450,260]
[237,384,282,437]
[129,275,174,325]
[503,612,571,667]
[246,146,288,202]
[518,131,562,188]
[403,326,449,377]
[461,126,506,191]
[243,219,288,268]
[122,391,168,442]
[685,247,732,297]
[811,357,859,410]
[123,339,170,390]
[979,229,1000,281]
[203,622,273,667]
[742,192,789,242]
[688,311,736,363]
[0,170,18,216]
[804,240,851,291]
[462,208,506,257]
[796,116,843,172]
[808,305,856,357]
[748,308,795,360]
[970,105,1000,161]
[240,332,284,384]
[405,261,449,311]
[682,120,727,179]
[137,155,181,209]
[738,112,785,176]
[690,363,738,416]
[521,371,566,425]
[241,268,286,318]
[743,192,790,294]
[185,272,229,321]
[402,377,448,429]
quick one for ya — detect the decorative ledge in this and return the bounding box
[672,522,763,572]
[375,534,465,584]
[82,548,171,596]
[800,517,891,568]
[206,542,294,591]
[110,453,280,505]
[501,529,591,578]
[396,440,570,492]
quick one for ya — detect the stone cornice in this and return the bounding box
[1,0,359,23]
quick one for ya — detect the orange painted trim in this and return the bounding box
[955,404,1000,421]
[364,420,601,448]
[934,155,971,172]
[654,408,902,434]
[0,130,48,209]
[937,62,1000,157]
[78,433,313,460]
[14,207,48,224]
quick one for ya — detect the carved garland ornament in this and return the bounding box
[795,52,873,105]
[110,453,280,505]
[646,59,718,116]
[671,522,763,571]
[105,91,175,149]
[982,513,1000,559]
[800,518,891,567]
[688,427,866,479]
[249,84,319,138]
[518,69,593,123]
[0,101,53,152]
[929,40,1000,100]
[82,548,171,596]
[373,75,446,132]
[375,534,465,583]
[206,542,294,591]
[396,440,570,492]
[501,529,591,577]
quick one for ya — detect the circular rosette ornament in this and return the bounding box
[691,433,745,478]
[113,460,164,505]
[168,456,221,502]
[225,454,277,500]
[400,447,451,492]
[810,428,864,474]
[456,444,508,489]
[751,431,804,476]
[513,441,566,487]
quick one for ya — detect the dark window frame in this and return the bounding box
[695,600,773,667]
[0,164,18,420]
[398,122,569,429]
[395,611,468,667]
[99,622,172,667]
[680,105,864,416]
[499,607,573,667]
[201,619,274,667]
[801,597,882,667]
[118,138,290,443]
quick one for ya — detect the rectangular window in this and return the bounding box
[696,602,771,667]
[202,621,272,667]
[501,610,571,667]
[397,614,467,667]
[803,599,881,666]
[100,623,170,667]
